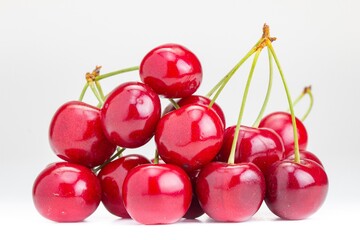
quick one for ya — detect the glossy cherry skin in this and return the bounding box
[97,154,149,218]
[155,104,224,172]
[215,125,284,175]
[32,162,101,222]
[140,43,202,98]
[182,169,204,219]
[286,150,323,167]
[49,101,116,168]
[265,159,328,220]
[122,164,192,225]
[101,81,161,148]
[162,95,226,128]
[259,111,308,156]
[196,162,265,222]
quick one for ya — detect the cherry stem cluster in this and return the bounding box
[208,24,301,164]
[291,85,313,122]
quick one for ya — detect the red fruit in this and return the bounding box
[97,154,149,218]
[162,95,226,127]
[286,150,323,167]
[182,169,204,219]
[196,162,265,222]
[259,111,308,156]
[101,81,161,148]
[49,101,116,168]
[32,162,101,222]
[122,164,192,225]
[140,43,202,98]
[155,104,224,172]
[265,159,328,220]
[216,125,284,175]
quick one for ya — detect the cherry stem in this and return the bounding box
[89,82,104,106]
[95,81,106,101]
[208,39,262,108]
[228,49,262,165]
[267,41,300,163]
[79,83,89,102]
[92,147,126,173]
[168,98,180,109]
[153,149,159,164]
[95,66,139,81]
[252,47,274,128]
[291,85,313,122]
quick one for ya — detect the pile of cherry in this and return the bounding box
[33,25,328,224]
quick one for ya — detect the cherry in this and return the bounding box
[265,159,328,220]
[259,111,308,156]
[32,162,101,222]
[139,43,202,98]
[286,150,323,167]
[162,95,226,127]
[49,101,116,168]
[155,104,224,172]
[97,154,149,218]
[101,81,161,148]
[182,169,204,219]
[196,162,265,222]
[215,125,284,175]
[122,164,192,225]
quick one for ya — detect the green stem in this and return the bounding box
[228,49,262,165]
[267,42,300,163]
[252,47,274,128]
[92,148,126,173]
[153,149,159,164]
[208,38,263,107]
[95,66,139,81]
[301,88,313,121]
[89,82,104,106]
[168,98,180,109]
[79,83,89,102]
[95,81,105,100]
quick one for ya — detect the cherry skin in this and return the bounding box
[265,159,328,220]
[97,154,149,218]
[155,104,224,172]
[162,95,226,127]
[122,164,192,225]
[49,101,116,168]
[32,162,101,222]
[182,169,204,219]
[101,81,161,148]
[215,125,284,175]
[139,43,202,98]
[196,162,265,222]
[259,111,308,156]
[286,150,323,167]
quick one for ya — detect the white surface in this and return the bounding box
[1,0,360,238]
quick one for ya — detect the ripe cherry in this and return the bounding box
[101,81,161,148]
[122,164,192,225]
[182,169,204,219]
[286,150,323,167]
[140,43,202,98]
[97,154,149,218]
[162,95,226,127]
[215,125,284,175]
[259,111,308,156]
[155,104,224,172]
[32,162,101,222]
[265,159,328,220]
[196,162,265,222]
[49,101,116,168]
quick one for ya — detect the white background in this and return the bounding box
[1,0,359,239]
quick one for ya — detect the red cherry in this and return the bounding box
[49,101,116,168]
[162,95,226,127]
[182,169,204,219]
[286,150,323,167]
[196,162,265,222]
[265,159,328,220]
[140,43,202,98]
[101,81,161,148]
[32,162,101,222]
[155,104,224,172]
[97,154,149,218]
[216,125,284,175]
[259,111,308,156]
[122,164,192,225]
